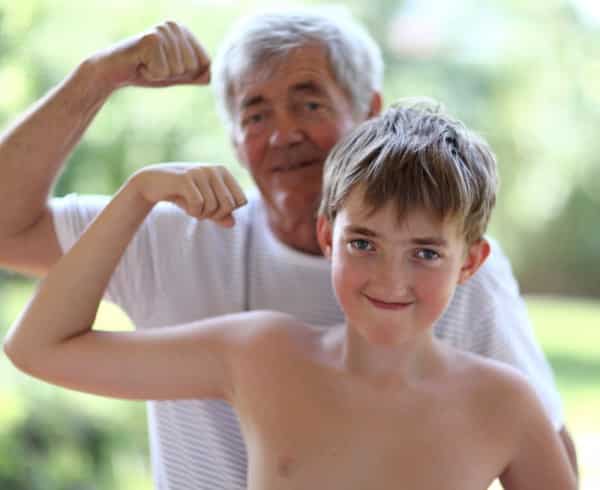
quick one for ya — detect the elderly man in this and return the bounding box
[0,9,577,490]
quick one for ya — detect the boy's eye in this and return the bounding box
[415,248,440,261]
[349,239,374,252]
[305,101,321,111]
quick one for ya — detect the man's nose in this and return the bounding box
[269,113,304,147]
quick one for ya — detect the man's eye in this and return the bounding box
[249,114,263,124]
[242,113,264,126]
[305,101,321,111]
[415,248,440,261]
[349,239,374,252]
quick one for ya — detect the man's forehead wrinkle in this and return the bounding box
[291,80,327,97]
[231,43,343,116]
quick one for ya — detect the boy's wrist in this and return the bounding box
[121,173,158,214]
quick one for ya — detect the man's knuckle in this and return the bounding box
[140,32,159,48]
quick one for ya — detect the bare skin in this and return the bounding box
[3,165,575,489]
[0,21,579,481]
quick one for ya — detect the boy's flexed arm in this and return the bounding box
[3,164,248,401]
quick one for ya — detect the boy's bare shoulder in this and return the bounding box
[449,348,535,402]
[446,347,544,430]
[226,310,312,356]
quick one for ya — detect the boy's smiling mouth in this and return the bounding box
[362,293,414,310]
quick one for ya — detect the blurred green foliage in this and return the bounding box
[1,0,599,488]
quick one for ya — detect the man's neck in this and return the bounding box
[264,203,323,256]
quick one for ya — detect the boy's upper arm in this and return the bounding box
[29,311,286,403]
[0,207,63,278]
[498,373,577,490]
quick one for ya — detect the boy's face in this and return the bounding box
[317,187,489,346]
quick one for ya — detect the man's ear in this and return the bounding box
[316,214,333,259]
[458,238,490,284]
[367,91,383,118]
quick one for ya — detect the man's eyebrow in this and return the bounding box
[240,95,266,110]
[239,81,325,110]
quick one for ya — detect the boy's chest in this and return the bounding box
[233,357,508,490]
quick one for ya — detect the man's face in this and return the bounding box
[318,188,487,347]
[229,45,365,253]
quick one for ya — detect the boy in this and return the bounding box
[4,102,575,489]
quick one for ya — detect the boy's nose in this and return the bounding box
[373,259,412,297]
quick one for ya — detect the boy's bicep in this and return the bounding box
[499,378,576,490]
[30,314,260,402]
[26,311,286,402]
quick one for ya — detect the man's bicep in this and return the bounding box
[0,207,63,278]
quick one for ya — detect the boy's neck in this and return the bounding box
[339,325,446,387]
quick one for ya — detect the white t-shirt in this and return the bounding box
[51,191,563,490]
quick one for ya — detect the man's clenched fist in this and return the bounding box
[90,20,210,89]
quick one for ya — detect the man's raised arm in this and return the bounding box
[0,21,210,277]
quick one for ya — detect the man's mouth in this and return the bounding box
[273,159,320,172]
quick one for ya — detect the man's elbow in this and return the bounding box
[3,332,35,376]
[558,426,579,485]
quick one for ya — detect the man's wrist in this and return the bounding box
[75,55,121,102]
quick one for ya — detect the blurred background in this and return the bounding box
[0,0,598,488]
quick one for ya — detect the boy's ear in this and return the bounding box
[458,238,490,284]
[316,214,333,259]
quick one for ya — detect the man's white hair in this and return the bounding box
[212,6,384,131]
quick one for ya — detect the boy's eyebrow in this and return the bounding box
[410,237,448,247]
[345,225,449,246]
[344,225,378,237]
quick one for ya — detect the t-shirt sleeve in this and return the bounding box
[51,193,170,320]
[437,239,564,430]
[51,192,250,328]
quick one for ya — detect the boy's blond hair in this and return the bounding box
[319,99,499,244]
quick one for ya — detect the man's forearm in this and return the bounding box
[0,59,113,237]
